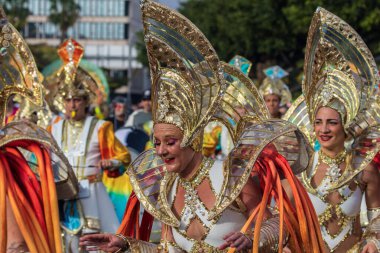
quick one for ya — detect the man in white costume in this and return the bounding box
[46,38,131,253]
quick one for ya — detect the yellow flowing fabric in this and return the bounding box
[99,121,133,221]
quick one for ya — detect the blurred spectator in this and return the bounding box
[125,89,152,131]
[115,90,152,160]
[108,96,128,130]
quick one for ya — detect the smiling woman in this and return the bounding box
[285,7,380,253]
[314,107,346,156]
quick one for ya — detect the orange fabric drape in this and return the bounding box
[0,140,62,253]
[117,192,154,241]
[229,149,324,253]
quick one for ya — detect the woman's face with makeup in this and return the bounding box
[153,123,195,173]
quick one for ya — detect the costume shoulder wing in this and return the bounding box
[127,149,179,227]
[212,62,269,145]
[283,95,314,145]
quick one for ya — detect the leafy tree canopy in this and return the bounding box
[0,0,29,30]
[48,0,80,41]
[179,0,380,67]
[137,0,380,89]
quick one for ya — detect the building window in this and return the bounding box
[27,22,37,38]
[124,0,129,16]
[124,24,129,40]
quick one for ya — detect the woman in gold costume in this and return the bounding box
[0,7,77,253]
[80,1,325,252]
[285,8,380,253]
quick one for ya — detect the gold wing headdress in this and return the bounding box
[45,39,105,113]
[0,8,43,127]
[285,7,380,190]
[303,7,379,128]
[209,63,312,217]
[142,0,225,150]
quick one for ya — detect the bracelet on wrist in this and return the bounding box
[115,234,130,253]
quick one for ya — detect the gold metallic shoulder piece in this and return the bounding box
[213,62,269,145]
[127,149,180,227]
[141,0,225,148]
[303,7,379,127]
[209,119,312,218]
[283,95,314,145]
[0,8,43,127]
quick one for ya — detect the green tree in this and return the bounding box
[48,0,80,42]
[136,0,380,88]
[29,44,58,70]
[0,0,29,31]
[135,31,149,66]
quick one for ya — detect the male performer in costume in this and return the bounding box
[47,39,131,253]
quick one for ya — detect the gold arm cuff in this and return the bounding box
[115,234,158,253]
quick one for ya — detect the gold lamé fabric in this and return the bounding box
[0,8,43,127]
[44,39,107,114]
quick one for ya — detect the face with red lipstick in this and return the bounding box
[314,107,346,153]
[153,123,201,176]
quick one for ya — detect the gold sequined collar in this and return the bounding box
[180,157,213,188]
[319,149,347,167]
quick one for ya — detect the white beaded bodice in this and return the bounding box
[167,160,247,252]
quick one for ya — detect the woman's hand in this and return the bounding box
[218,231,252,251]
[79,233,126,252]
[361,241,379,253]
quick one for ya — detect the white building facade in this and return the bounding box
[24,0,150,95]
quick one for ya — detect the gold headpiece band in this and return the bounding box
[259,77,292,106]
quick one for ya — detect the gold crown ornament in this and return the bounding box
[45,39,106,114]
